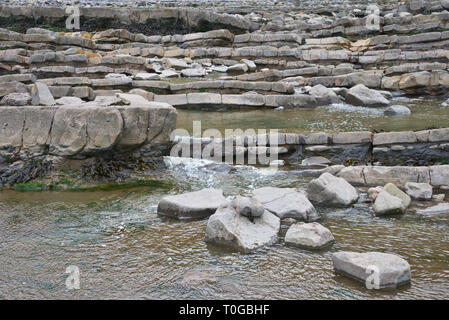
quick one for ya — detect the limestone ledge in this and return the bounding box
[0,103,177,160]
[172,128,449,165]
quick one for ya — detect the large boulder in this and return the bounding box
[308,84,341,105]
[384,105,411,116]
[205,201,280,253]
[157,188,227,220]
[307,172,359,207]
[284,222,334,250]
[345,84,390,107]
[384,183,411,208]
[373,190,404,216]
[405,182,432,200]
[373,183,411,215]
[31,82,55,106]
[332,251,411,289]
[252,187,319,221]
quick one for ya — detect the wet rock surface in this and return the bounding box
[284,222,334,250]
[332,251,411,289]
[205,201,280,253]
[157,188,227,219]
[307,172,359,207]
[252,186,319,221]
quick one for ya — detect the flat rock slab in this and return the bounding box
[412,203,449,216]
[252,187,319,221]
[332,251,411,289]
[205,203,280,253]
[284,222,334,250]
[157,188,227,220]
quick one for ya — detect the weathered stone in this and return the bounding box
[412,203,449,216]
[205,202,280,253]
[252,187,319,221]
[384,105,411,116]
[307,172,359,207]
[405,182,432,200]
[373,190,405,216]
[332,251,411,289]
[55,97,84,105]
[49,106,89,156]
[308,84,341,104]
[231,195,264,218]
[31,82,55,106]
[157,188,226,220]
[345,84,389,107]
[284,222,334,250]
[384,183,412,209]
[0,92,31,106]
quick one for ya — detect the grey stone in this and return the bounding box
[31,82,55,106]
[405,182,432,200]
[412,203,449,216]
[0,92,31,106]
[55,97,84,105]
[205,202,280,253]
[373,190,405,216]
[384,105,411,116]
[157,188,227,220]
[252,187,319,221]
[332,251,411,289]
[231,195,264,218]
[307,172,359,207]
[284,222,334,250]
[345,84,390,107]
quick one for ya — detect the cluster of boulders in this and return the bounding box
[156,171,419,288]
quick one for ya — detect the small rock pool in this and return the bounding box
[0,157,448,299]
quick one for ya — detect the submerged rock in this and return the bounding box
[157,188,227,220]
[301,156,330,167]
[205,202,280,253]
[345,84,390,108]
[332,251,411,289]
[412,203,449,216]
[284,222,334,250]
[307,172,359,207]
[252,187,319,221]
[405,182,432,200]
[384,105,411,116]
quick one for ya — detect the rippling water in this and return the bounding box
[0,158,448,299]
[176,97,449,134]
